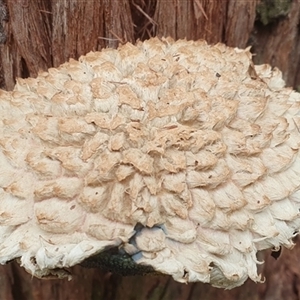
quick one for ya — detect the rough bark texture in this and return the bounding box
[251,0,300,87]
[1,0,300,299]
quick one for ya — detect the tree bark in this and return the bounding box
[1,0,300,299]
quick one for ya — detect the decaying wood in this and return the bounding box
[1,0,300,299]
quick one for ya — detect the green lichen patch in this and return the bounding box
[256,0,292,25]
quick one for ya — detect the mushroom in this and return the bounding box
[1,37,300,289]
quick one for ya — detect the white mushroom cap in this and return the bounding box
[1,37,300,288]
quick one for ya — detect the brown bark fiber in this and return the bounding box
[1,0,300,299]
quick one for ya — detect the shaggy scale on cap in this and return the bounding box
[0,37,300,288]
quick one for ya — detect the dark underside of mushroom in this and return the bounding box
[80,247,158,276]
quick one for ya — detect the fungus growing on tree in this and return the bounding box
[0,37,300,289]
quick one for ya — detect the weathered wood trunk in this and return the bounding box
[1,0,300,299]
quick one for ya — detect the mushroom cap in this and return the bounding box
[1,37,300,288]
